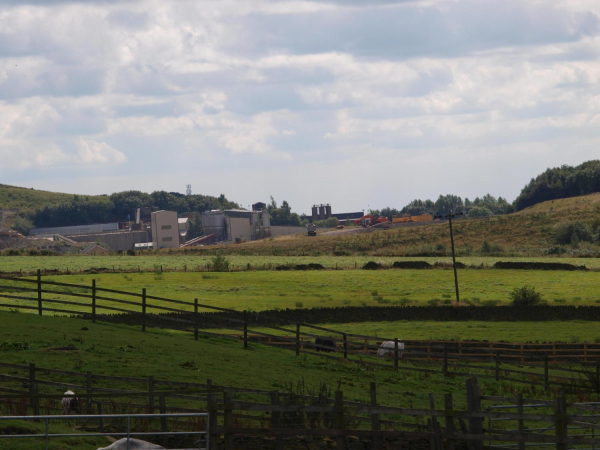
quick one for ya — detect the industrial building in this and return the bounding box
[310,204,363,222]
[30,223,127,236]
[201,208,270,243]
[151,210,180,249]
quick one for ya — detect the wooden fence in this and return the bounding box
[1,273,600,393]
[2,369,600,450]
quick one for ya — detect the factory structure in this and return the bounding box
[27,202,279,252]
[309,204,364,222]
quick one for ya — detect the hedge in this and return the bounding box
[494,261,588,271]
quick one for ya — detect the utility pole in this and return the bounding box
[435,210,463,305]
[448,210,460,305]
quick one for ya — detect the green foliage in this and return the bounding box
[515,160,600,210]
[554,221,594,245]
[312,217,340,228]
[481,240,491,254]
[210,255,230,272]
[11,216,33,235]
[468,206,493,217]
[509,285,542,307]
[186,212,204,241]
[30,190,238,228]
[267,196,301,226]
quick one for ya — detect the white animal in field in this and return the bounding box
[98,438,165,449]
[377,340,405,359]
[62,390,80,415]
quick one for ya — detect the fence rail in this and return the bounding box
[0,412,209,450]
[3,377,599,450]
[1,273,600,393]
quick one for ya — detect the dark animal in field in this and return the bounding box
[62,390,81,415]
[315,337,336,352]
[98,438,165,449]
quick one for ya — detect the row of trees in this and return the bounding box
[32,191,239,228]
[514,160,600,210]
[371,194,515,219]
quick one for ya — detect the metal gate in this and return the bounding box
[0,412,209,449]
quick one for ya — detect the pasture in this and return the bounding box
[3,269,599,316]
[2,254,600,274]
[210,320,600,343]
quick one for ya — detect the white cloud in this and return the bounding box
[1,0,600,211]
[77,139,126,165]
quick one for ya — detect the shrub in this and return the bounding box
[210,255,230,272]
[481,240,491,254]
[554,221,594,245]
[435,243,446,252]
[509,285,542,307]
[295,302,303,308]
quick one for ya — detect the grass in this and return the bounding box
[226,320,600,343]
[163,193,600,257]
[0,311,486,413]
[3,269,600,314]
[3,255,600,274]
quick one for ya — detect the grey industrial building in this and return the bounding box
[202,209,270,243]
[310,204,363,222]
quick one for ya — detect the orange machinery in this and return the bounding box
[392,214,433,223]
[348,214,390,227]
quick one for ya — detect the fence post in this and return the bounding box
[28,363,39,417]
[343,333,348,359]
[465,378,483,450]
[394,338,399,371]
[335,391,345,450]
[148,376,155,413]
[97,402,104,432]
[86,371,93,413]
[194,299,199,341]
[555,392,567,450]
[444,393,455,450]
[91,279,96,323]
[495,352,500,382]
[224,391,233,450]
[243,310,248,349]
[296,324,300,357]
[517,393,525,450]
[443,345,448,377]
[31,382,39,419]
[142,288,147,332]
[159,394,168,447]
[271,391,283,450]
[545,355,549,390]
[429,393,443,450]
[207,393,218,450]
[37,269,42,316]
[596,360,600,394]
[371,382,380,450]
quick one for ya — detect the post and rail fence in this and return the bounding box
[2,377,600,450]
[1,274,600,393]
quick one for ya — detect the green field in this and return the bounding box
[1,269,596,316]
[215,320,600,343]
[2,255,600,273]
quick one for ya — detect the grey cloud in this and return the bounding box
[226,2,599,59]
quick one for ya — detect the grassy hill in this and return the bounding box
[185,193,600,257]
[0,184,98,229]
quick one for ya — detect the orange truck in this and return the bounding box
[350,215,390,227]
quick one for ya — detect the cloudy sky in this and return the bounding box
[1,0,599,214]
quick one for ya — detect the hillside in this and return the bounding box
[0,184,89,228]
[186,193,600,257]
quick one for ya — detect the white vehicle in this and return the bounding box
[377,340,405,359]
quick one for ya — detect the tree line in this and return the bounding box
[32,190,239,228]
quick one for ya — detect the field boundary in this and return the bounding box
[1,272,600,392]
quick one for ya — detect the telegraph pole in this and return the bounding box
[435,210,463,305]
[448,210,460,304]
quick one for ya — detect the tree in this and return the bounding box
[509,286,543,307]
[268,196,301,226]
[468,206,493,217]
[186,213,203,241]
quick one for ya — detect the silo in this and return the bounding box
[312,205,318,221]
[319,205,325,220]
[325,204,332,218]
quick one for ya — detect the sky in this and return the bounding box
[1,0,600,215]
